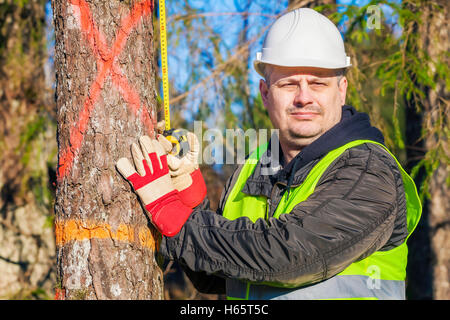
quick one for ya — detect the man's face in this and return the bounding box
[260,66,347,150]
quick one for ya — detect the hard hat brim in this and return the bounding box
[254,58,352,78]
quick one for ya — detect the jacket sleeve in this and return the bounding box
[159,144,407,288]
[173,165,244,294]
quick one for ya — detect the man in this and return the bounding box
[116,8,421,300]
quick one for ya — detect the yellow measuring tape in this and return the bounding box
[158,0,189,158]
[159,0,171,131]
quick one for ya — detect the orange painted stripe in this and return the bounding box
[55,219,159,250]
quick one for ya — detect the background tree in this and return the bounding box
[400,0,449,299]
[52,0,163,299]
[0,0,56,299]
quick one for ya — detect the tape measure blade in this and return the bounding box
[159,0,171,130]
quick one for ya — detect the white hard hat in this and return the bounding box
[254,8,351,77]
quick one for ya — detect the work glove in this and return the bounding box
[157,132,207,209]
[116,136,192,237]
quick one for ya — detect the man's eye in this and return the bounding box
[281,83,297,88]
[311,82,326,86]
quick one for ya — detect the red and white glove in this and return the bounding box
[158,132,207,208]
[116,136,192,237]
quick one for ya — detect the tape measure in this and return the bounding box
[159,0,171,131]
[159,0,189,158]
[164,128,190,158]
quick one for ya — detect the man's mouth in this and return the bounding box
[289,111,320,120]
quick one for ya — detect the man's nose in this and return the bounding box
[293,83,314,107]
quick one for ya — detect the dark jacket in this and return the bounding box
[159,105,409,294]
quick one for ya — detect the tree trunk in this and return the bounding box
[418,0,449,300]
[52,0,162,299]
[406,0,449,300]
[0,0,56,299]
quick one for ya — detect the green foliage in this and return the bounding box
[15,111,56,215]
[13,0,29,8]
[340,0,449,199]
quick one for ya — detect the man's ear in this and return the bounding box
[259,79,270,108]
[338,76,348,106]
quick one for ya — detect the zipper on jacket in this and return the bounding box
[265,198,271,221]
[267,182,284,219]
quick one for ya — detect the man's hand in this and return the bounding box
[157,132,207,208]
[116,136,192,237]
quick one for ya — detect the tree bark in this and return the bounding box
[52,0,162,299]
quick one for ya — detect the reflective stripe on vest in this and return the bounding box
[226,275,405,300]
[222,140,422,300]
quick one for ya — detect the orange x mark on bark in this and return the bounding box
[57,0,155,182]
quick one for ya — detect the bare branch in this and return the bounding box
[168,12,279,24]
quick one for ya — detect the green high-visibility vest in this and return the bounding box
[222,140,422,300]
